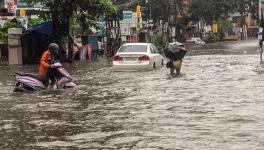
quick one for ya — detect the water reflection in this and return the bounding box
[1,41,264,149]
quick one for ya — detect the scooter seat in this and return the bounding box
[23,73,49,84]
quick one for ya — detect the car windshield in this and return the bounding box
[118,45,147,53]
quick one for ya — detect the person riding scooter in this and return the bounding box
[13,43,76,92]
[14,60,76,92]
[38,43,59,87]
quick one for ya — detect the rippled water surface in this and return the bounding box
[1,40,264,149]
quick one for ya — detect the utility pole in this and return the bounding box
[149,0,152,19]
[168,0,172,42]
[161,0,165,42]
[161,0,169,43]
[146,0,153,42]
[259,0,264,62]
[260,0,262,21]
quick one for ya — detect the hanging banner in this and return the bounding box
[20,8,26,17]
[212,23,218,33]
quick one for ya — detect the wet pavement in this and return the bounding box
[0,39,263,149]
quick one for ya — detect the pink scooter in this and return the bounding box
[14,61,76,92]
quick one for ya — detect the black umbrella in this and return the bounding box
[164,42,187,60]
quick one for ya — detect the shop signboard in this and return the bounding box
[17,0,33,8]
[123,11,133,22]
[121,36,127,42]
[130,12,137,27]
[120,21,131,36]
[130,35,137,43]
[19,8,25,16]
[7,3,14,13]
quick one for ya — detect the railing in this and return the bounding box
[0,43,8,65]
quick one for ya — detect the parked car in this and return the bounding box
[113,43,164,71]
[186,37,205,45]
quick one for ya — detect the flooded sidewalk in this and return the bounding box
[187,39,259,56]
[1,39,264,149]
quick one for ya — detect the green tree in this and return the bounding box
[28,18,45,26]
[153,32,167,53]
[189,0,258,23]
[218,20,233,40]
[189,0,231,23]
[25,0,116,60]
[230,0,258,39]
[230,0,258,19]
[0,21,20,43]
[189,0,257,40]
[25,0,116,34]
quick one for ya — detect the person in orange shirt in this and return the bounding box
[38,43,59,87]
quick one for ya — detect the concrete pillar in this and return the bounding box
[8,28,23,65]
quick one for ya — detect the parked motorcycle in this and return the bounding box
[14,61,76,92]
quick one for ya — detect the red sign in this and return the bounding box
[8,4,14,13]
[183,0,189,8]
[130,35,138,43]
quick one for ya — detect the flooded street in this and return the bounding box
[1,40,264,149]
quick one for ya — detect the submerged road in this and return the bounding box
[0,39,263,149]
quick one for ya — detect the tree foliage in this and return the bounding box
[114,0,185,27]
[28,18,45,26]
[25,0,117,35]
[190,0,232,23]
[0,21,20,43]
[22,0,117,61]
[231,0,258,18]
[189,0,258,23]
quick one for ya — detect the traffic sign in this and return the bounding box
[123,11,133,22]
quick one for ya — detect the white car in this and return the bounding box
[113,43,164,71]
[187,37,205,45]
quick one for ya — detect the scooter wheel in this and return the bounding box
[13,87,27,92]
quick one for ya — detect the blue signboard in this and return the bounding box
[17,0,33,8]
[123,11,133,22]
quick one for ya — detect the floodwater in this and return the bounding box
[1,40,263,150]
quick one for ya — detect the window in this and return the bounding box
[150,45,155,54]
[152,45,159,54]
[118,45,147,53]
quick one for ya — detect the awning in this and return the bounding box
[29,22,53,35]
